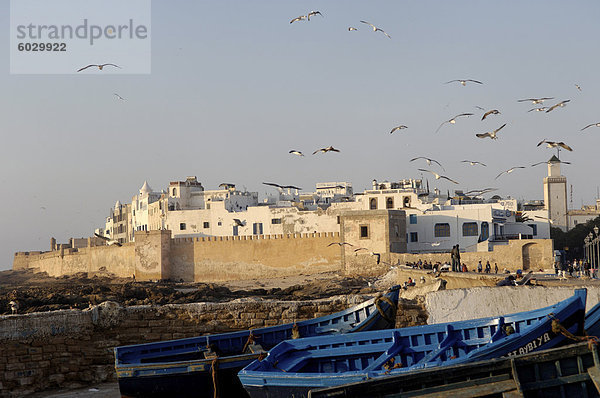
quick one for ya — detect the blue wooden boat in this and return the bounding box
[239,289,587,398]
[308,341,600,398]
[114,286,400,397]
[586,300,600,338]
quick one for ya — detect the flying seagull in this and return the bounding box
[528,107,548,113]
[444,79,483,86]
[494,166,526,180]
[359,21,391,38]
[581,123,600,131]
[575,84,582,91]
[475,123,506,140]
[94,232,122,247]
[464,188,497,196]
[348,27,358,31]
[282,185,302,190]
[546,100,571,113]
[77,63,121,72]
[517,97,554,104]
[307,11,323,20]
[114,93,126,101]
[263,182,283,189]
[232,218,246,227]
[410,157,445,170]
[531,160,571,167]
[389,125,408,134]
[435,113,474,133]
[418,169,459,184]
[289,150,304,156]
[481,109,500,120]
[327,242,353,247]
[537,139,573,151]
[461,160,487,167]
[313,146,340,155]
[290,15,307,24]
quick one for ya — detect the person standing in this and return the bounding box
[450,245,458,272]
[494,263,499,274]
[485,261,491,273]
[477,260,483,273]
[456,244,461,272]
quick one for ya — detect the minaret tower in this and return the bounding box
[543,155,568,231]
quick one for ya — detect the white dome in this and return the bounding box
[139,180,152,194]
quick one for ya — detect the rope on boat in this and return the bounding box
[375,294,397,325]
[382,357,403,375]
[548,314,599,350]
[211,358,219,398]
[242,332,255,354]
[292,323,300,339]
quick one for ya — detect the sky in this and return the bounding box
[1,1,599,269]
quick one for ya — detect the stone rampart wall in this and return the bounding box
[0,295,425,397]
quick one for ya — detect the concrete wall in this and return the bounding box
[426,286,600,324]
[0,296,426,396]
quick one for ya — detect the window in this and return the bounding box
[409,214,417,224]
[410,232,418,242]
[434,223,450,237]
[462,222,478,236]
[403,197,411,207]
[481,222,489,241]
[271,218,282,224]
[386,197,394,209]
[337,216,340,225]
[360,225,369,238]
[369,198,377,210]
[528,224,538,236]
[217,221,222,226]
[179,223,186,230]
[172,188,177,196]
[253,223,263,235]
[203,222,209,228]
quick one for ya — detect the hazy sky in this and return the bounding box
[2,1,599,269]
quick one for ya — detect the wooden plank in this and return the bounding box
[397,375,514,398]
[587,366,600,393]
[502,390,523,398]
[403,379,518,398]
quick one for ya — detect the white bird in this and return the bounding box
[114,93,126,101]
[410,157,445,170]
[546,100,571,113]
[461,160,487,167]
[464,188,497,196]
[536,139,573,151]
[313,146,340,155]
[495,166,526,180]
[528,107,548,113]
[418,169,459,184]
[581,123,600,131]
[290,15,307,24]
[77,63,121,72]
[307,11,323,20]
[327,242,353,247]
[232,218,246,227]
[531,160,571,167]
[348,27,358,31]
[389,125,408,134]
[534,215,555,224]
[517,97,554,104]
[481,109,500,120]
[435,113,474,133]
[475,123,506,140]
[94,233,122,246]
[289,150,304,156]
[575,84,582,91]
[359,21,391,38]
[445,79,483,86]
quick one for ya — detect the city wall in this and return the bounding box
[14,231,343,282]
[345,239,554,276]
[0,296,426,397]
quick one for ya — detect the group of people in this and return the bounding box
[555,259,595,279]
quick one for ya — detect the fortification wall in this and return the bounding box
[0,296,425,397]
[170,232,342,282]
